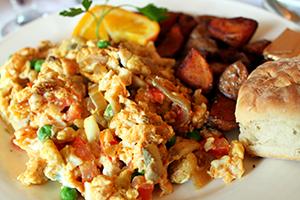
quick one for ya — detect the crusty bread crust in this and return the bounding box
[236,57,300,160]
[236,57,300,124]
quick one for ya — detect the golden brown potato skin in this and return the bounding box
[158,12,181,40]
[176,48,213,93]
[208,17,258,48]
[157,24,184,57]
[209,62,228,77]
[184,24,218,58]
[243,39,271,56]
[208,94,237,131]
[177,14,197,38]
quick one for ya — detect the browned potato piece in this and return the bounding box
[209,62,228,77]
[157,24,184,57]
[157,12,181,42]
[176,48,213,92]
[208,17,258,48]
[184,15,219,58]
[208,93,237,131]
[178,14,197,38]
[216,48,250,65]
[243,39,271,55]
[218,60,248,100]
[243,39,271,71]
[184,24,218,58]
[195,15,218,25]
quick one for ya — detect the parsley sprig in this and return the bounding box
[60,0,92,17]
[60,0,168,40]
[137,3,168,22]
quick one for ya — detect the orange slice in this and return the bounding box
[73,5,160,45]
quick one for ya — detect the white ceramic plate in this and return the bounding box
[0,0,300,199]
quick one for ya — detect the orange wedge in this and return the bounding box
[73,5,160,45]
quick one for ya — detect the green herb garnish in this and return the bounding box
[137,3,168,22]
[59,8,85,17]
[38,125,53,142]
[60,0,92,17]
[82,0,93,11]
[60,186,78,200]
[186,130,202,141]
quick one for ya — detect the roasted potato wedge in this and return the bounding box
[195,15,218,25]
[208,17,258,48]
[176,48,213,92]
[209,62,228,77]
[178,14,197,38]
[218,60,248,100]
[243,39,271,55]
[184,24,218,58]
[215,48,250,65]
[243,39,271,71]
[157,24,184,57]
[208,93,237,131]
[157,12,181,42]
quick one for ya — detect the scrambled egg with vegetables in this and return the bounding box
[0,37,245,200]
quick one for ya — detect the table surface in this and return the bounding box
[0,0,264,39]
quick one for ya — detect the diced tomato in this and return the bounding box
[132,176,154,200]
[66,104,82,122]
[27,82,33,87]
[72,137,94,161]
[147,86,165,104]
[109,139,119,145]
[209,137,230,158]
[138,183,154,200]
[79,161,100,182]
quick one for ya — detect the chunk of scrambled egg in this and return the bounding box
[208,140,245,183]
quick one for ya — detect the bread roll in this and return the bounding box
[236,57,300,160]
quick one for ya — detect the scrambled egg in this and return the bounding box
[0,37,245,199]
[208,140,245,183]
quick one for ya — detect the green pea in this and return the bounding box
[30,59,44,72]
[104,104,114,120]
[186,130,202,141]
[60,186,77,200]
[166,135,176,149]
[37,125,53,142]
[97,40,110,49]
